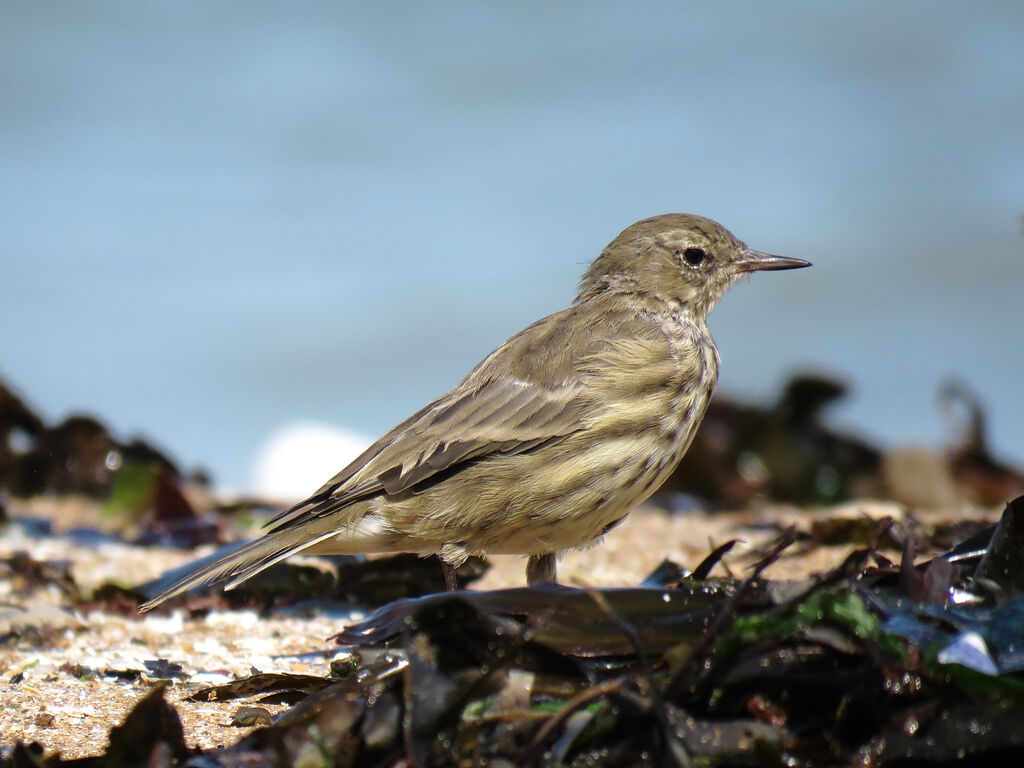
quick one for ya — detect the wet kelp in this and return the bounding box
[10,499,1024,766]
[236,498,1024,766]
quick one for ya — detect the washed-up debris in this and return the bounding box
[2,685,193,768]
[666,373,1024,509]
[137,550,490,613]
[189,672,335,704]
[95,684,193,767]
[5,370,1024,764]
[230,706,274,727]
[331,552,489,604]
[665,373,884,506]
[942,379,1024,506]
[0,604,80,641]
[143,659,189,681]
[0,378,45,489]
[221,505,1020,766]
[0,374,215,547]
[6,499,1022,765]
[0,551,80,599]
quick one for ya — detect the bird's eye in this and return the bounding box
[681,247,709,267]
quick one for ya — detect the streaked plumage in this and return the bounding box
[140,213,809,610]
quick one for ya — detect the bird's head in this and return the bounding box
[577,213,811,317]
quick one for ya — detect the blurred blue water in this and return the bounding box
[2,2,1022,488]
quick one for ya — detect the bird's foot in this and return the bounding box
[526,553,557,585]
[442,560,459,591]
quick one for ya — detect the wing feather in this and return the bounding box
[265,305,677,534]
[266,307,596,531]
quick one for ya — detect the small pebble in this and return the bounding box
[230,706,273,727]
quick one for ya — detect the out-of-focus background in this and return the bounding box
[2,2,1022,493]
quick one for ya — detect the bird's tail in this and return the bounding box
[138,518,342,612]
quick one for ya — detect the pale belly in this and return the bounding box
[312,412,704,563]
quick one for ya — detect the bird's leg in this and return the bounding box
[442,560,459,592]
[526,553,557,585]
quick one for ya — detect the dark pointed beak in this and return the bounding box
[735,248,812,273]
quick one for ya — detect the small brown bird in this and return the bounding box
[140,214,809,610]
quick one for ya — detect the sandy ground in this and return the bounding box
[0,497,998,760]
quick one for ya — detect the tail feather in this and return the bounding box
[138,521,342,612]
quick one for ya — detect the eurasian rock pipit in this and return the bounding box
[141,213,809,609]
